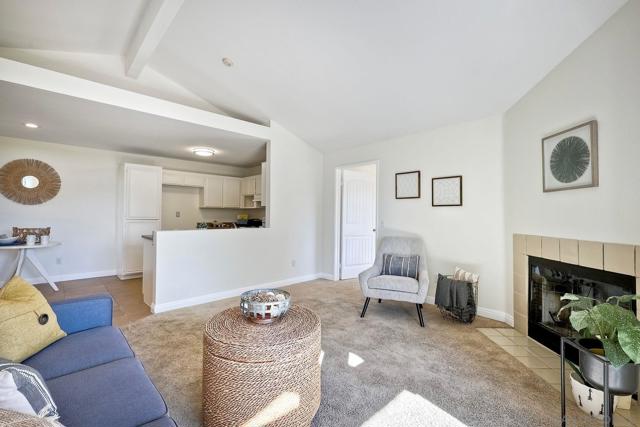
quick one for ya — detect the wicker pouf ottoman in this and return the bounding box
[203,305,321,427]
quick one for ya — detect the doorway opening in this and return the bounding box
[335,161,378,280]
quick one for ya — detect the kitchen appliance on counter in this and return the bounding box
[236,218,263,228]
[196,222,238,229]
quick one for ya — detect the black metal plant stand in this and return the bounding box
[560,337,615,427]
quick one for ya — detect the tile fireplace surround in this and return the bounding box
[513,234,640,336]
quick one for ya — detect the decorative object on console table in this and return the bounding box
[542,120,598,192]
[432,175,462,206]
[395,170,420,199]
[203,305,321,427]
[12,227,50,244]
[0,159,61,205]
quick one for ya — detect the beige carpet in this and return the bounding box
[122,279,597,427]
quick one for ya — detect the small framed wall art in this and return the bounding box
[432,175,462,206]
[395,171,420,199]
[542,120,598,192]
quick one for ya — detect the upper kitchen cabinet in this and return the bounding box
[223,177,242,208]
[162,170,206,187]
[241,176,256,196]
[260,161,269,207]
[125,164,162,219]
[201,175,224,207]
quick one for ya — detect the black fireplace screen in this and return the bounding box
[528,256,636,355]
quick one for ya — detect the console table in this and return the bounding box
[0,241,61,291]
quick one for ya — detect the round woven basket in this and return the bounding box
[203,305,321,427]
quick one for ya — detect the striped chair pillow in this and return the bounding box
[381,254,420,279]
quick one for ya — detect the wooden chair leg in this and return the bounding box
[416,304,425,327]
[360,297,371,318]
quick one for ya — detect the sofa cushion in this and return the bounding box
[47,358,168,427]
[0,276,66,362]
[24,326,134,380]
[368,275,419,293]
[140,417,178,427]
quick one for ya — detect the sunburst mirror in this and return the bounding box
[0,159,61,205]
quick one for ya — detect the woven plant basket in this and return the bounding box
[203,305,321,427]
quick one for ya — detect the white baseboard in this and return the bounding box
[152,273,331,314]
[23,270,117,285]
[316,272,336,281]
[425,296,512,325]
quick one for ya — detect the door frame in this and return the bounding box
[333,160,380,281]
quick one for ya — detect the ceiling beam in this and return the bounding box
[0,58,271,140]
[125,0,184,78]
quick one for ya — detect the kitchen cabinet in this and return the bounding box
[163,170,206,187]
[125,164,162,219]
[184,173,205,187]
[260,162,268,207]
[119,163,162,279]
[223,177,241,208]
[122,220,160,275]
[164,167,266,209]
[201,176,224,207]
[241,176,256,196]
[255,173,262,196]
[162,170,184,186]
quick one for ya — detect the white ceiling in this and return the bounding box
[0,0,148,54]
[0,0,628,152]
[0,81,267,167]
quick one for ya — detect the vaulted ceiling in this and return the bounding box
[0,0,628,151]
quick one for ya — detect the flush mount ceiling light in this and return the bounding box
[191,147,215,157]
[24,122,39,128]
[221,57,234,67]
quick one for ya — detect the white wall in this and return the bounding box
[322,116,508,320]
[503,0,640,315]
[152,121,324,310]
[0,136,257,284]
[161,185,264,230]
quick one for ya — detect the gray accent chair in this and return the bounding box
[358,236,429,326]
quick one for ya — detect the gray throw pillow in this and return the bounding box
[0,359,59,419]
[381,254,420,279]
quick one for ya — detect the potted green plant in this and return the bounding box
[560,293,640,395]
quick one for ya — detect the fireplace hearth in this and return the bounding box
[528,256,636,359]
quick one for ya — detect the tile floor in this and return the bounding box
[36,276,151,327]
[478,327,639,426]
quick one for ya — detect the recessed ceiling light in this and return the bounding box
[222,57,234,67]
[191,147,215,157]
[24,122,39,128]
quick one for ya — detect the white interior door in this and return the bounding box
[340,167,376,279]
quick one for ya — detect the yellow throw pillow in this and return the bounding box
[0,277,66,362]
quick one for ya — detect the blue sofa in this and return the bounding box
[23,294,176,427]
